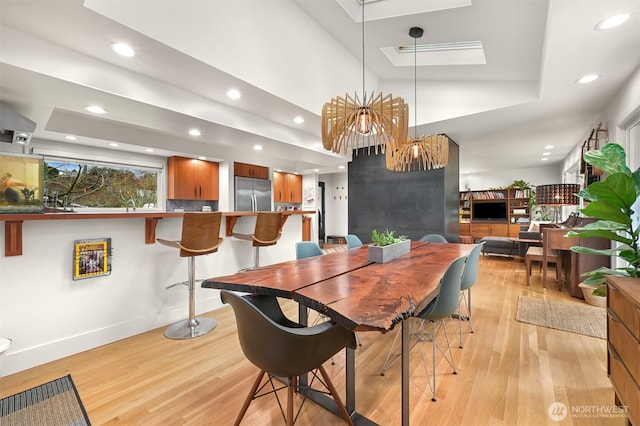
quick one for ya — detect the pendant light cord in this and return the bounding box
[361,3,365,99]
[414,34,417,139]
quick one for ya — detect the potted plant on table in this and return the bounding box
[368,229,410,263]
[567,143,640,306]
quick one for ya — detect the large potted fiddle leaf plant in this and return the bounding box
[567,143,640,304]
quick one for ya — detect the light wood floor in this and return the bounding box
[1,255,623,425]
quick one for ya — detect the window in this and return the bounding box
[43,159,159,210]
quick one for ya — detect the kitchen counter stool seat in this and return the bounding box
[157,212,224,339]
[233,212,283,269]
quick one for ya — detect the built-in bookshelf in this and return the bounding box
[459,188,531,238]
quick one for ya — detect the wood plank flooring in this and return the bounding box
[1,255,624,425]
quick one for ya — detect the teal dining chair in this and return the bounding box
[295,241,323,259]
[380,255,467,402]
[456,242,484,348]
[419,234,448,243]
[345,234,363,248]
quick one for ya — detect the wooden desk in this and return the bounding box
[203,241,474,425]
[543,227,609,297]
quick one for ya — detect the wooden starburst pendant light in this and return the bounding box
[321,3,407,155]
[386,134,449,171]
[322,92,408,154]
[386,27,449,172]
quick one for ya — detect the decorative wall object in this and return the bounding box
[0,152,43,214]
[73,238,112,280]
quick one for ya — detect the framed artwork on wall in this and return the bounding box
[73,238,112,280]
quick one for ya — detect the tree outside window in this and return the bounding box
[44,160,158,209]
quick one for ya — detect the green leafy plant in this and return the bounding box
[567,143,640,295]
[371,229,407,246]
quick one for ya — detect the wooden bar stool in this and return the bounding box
[233,212,283,268]
[157,212,224,339]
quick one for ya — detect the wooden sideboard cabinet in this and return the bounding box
[273,172,302,203]
[234,162,269,179]
[606,276,640,426]
[167,156,219,200]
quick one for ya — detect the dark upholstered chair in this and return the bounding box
[233,212,283,268]
[221,290,356,425]
[157,212,223,339]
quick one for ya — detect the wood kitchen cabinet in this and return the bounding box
[167,156,219,200]
[234,162,269,179]
[273,172,302,203]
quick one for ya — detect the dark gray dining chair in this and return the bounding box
[221,290,356,425]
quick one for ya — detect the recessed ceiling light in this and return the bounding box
[542,152,551,156]
[65,135,77,140]
[294,116,304,124]
[188,128,201,136]
[595,13,630,31]
[111,42,135,57]
[338,165,345,169]
[145,148,154,152]
[314,169,320,172]
[576,74,600,84]
[275,169,282,172]
[109,142,119,147]
[198,156,206,160]
[541,157,549,161]
[254,145,263,151]
[84,105,107,114]
[226,89,241,99]
[544,145,554,149]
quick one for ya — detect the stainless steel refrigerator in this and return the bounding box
[234,176,272,211]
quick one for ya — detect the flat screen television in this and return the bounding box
[472,201,508,221]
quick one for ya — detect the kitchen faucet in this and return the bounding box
[126,199,136,212]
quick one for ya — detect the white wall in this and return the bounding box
[318,172,348,240]
[460,163,562,191]
[0,214,302,376]
[301,174,318,242]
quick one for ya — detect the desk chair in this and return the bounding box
[456,242,484,348]
[525,247,561,288]
[345,234,363,248]
[380,256,467,402]
[233,212,283,268]
[420,234,448,243]
[541,227,565,290]
[157,212,223,339]
[221,290,356,425]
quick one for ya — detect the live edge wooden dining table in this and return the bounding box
[202,240,474,425]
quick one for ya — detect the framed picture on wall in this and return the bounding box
[73,238,112,280]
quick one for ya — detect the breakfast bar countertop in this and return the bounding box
[0,210,314,256]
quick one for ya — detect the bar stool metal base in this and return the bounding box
[165,317,217,340]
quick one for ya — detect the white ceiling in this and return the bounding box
[0,0,639,175]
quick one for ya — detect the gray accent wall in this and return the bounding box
[348,137,460,243]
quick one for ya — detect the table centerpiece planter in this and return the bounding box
[367,229,410,263]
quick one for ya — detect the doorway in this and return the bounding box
[318,181,325,242]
